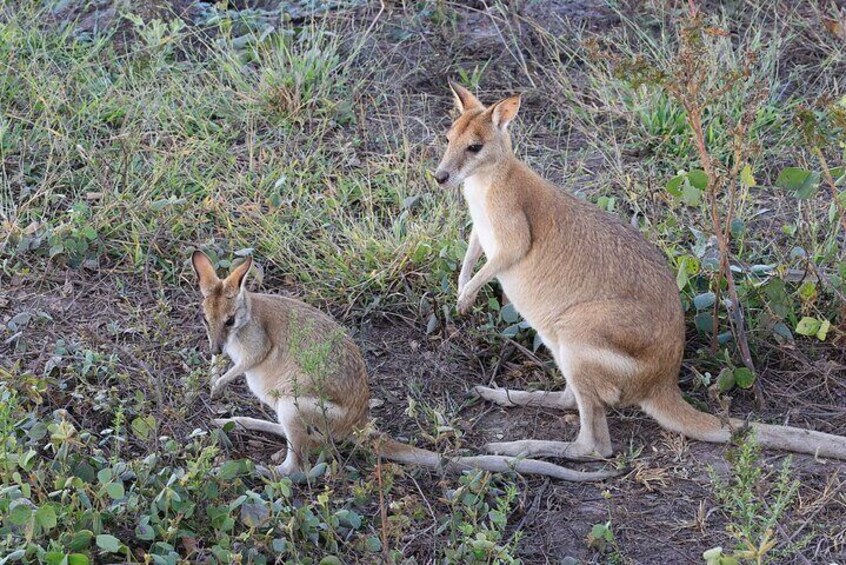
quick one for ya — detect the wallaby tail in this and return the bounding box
[641,386,846,460]
[369,432,620,482]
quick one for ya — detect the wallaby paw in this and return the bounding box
[472,385,514,407]
[209,355,225,379]
[275,461,300,476]
[456,289,478,315]
[253,462,299,480]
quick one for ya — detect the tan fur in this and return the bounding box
[436,83,846,461]
[192,251,618,480]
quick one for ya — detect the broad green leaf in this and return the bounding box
[500,302,519,324]
[135,519,155,541]
[96,534,121,553]
[501,324,520,338]
[771,322,793,343]
[44,552,65,565]
[734,368,755,389]
[336,509,362,530]
[687,169,709,190]
[69,530,94,551]
[795,316,821,337]
[796,171,821,199]
[81,225,97,241]
[365,535,382,552]
[776,167,812,191]
[776,167,820,199]
[694,312,714,334]
[693,292,716,311]
[106,482,125,500]
[703,547,728,565]
[97,468,112,484]
[681,183,701,206]
[717,369,735,392]
[0,550,25,562]
[131,415,156,440]
[272,538,288,553]
[676,266,689,291]
[8,501,32,525]
[307,462,328,480]
[68,555,90,565]
[19,449,37,471]
[763,279,792,319]
[218,460,245,480]
[666,174,685,197]
[35,504,57,530]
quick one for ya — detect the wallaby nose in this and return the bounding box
[212,343,223,355]
[434,170,450,185]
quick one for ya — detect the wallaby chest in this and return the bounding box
[223,336,277,408]
[463,176,498,257]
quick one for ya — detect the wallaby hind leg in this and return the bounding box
[485,347,613,460]
[474,385,577,410]
[274,402,314,475]
[274,397,348,475]
[213,416,294,466]
[485,392,610,460]
[213,416,287,437]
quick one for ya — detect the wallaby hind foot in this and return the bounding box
[473,385,577,410]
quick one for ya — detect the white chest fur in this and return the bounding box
[463,175,498,257]
[224,337,271,406]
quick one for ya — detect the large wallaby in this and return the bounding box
[191,251,618,480]
[434,82,846,461]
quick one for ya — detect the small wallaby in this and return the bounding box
[191,251,618,481]
[435,82,846,461]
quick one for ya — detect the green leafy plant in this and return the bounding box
[708,433,801,564]
[440,471,521,564]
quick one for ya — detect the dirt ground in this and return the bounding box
[3,0,846,563]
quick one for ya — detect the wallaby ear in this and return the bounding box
[449,81,483,113]
[490,94,521,131]
[223,256,253,296]
[192,251,220,297]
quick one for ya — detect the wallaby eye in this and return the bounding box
[467,144,483,153]
[224,316,235,328]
